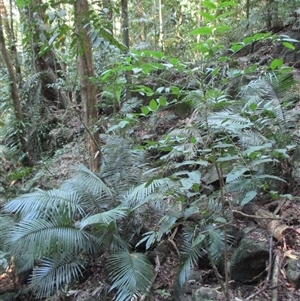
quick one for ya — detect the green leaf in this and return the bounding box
[108,251,154,301]
[241,190,257,205]
[282,41,295,50]
[202,0,217,9]
[190,27,213,35]
[242,143,272,156]
[149,99,158,111]
[136,231,157,250]
[231,43,244,52]
[219,1,237,8]
[214,217,227,223]
[141,106,150,115]
[215,26,230,33]
[216,155,239,162]
[158,97,167,106]
[226,166,248,183]
[78,206,128,229]
[199,12,216,21]
[270,58,283,70]
[157,215,178,241]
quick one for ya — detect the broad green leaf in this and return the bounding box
[216,155,239,162]
[158,97,167,106]
[231,43,244,52]
[243,36,255,44]
[190,27,213,35]
[219,1,237,8]
[149,99,158,111]
[131,85,153,96]
[199,12,216,21]
[241,190,257,205]
[249,103,257,111]
[174,160,209,168]
[214,217,227,223]
[202,0,217,9]
[215,26,230,33]
[282,42,295,50]
[132,68,142,74]
[270,58,283,70]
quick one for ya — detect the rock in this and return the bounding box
[192,287,220,301]
[286,253,300,289]
[230,235,269,283]
[173,271,202,301]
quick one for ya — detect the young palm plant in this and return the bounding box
[2,137,166,300]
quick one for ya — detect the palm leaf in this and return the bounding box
[78,206,128,229]
[6,218,98,258]
[28,255,85,298]
[123,177,172,209]
[3,188,85,219]
[100,137,149,194]
[178,231,205,286]
[107,250,154,301]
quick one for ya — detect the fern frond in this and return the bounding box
[207,111,252,132]
[238,129,269,147]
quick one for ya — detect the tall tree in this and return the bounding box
[0,6,33,166]
[74,0,101,172]
[24,0,70,109]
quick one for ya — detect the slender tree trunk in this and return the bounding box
[158,0,164,50]
[121,0,129,48]
[121,0,132,102]
[0,13,33,166]
[75,0,101,172]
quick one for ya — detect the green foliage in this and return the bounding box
[8,167,32,181]
[108,251,154,301]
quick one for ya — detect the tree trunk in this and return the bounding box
[121,0,132,102]
[25,0,70,109]
[0,13,34,166]
[74,0,101,172]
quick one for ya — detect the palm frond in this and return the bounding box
[0,215,15,244]
[100,137,149,194]
[6,218,98,258]
[68,164,113,198]
[178,230,205,286]
[3,188,85,219]
[28,255,85,298]
[108,250,154,301]
[78,206,128,229]
[123,178,172,209]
